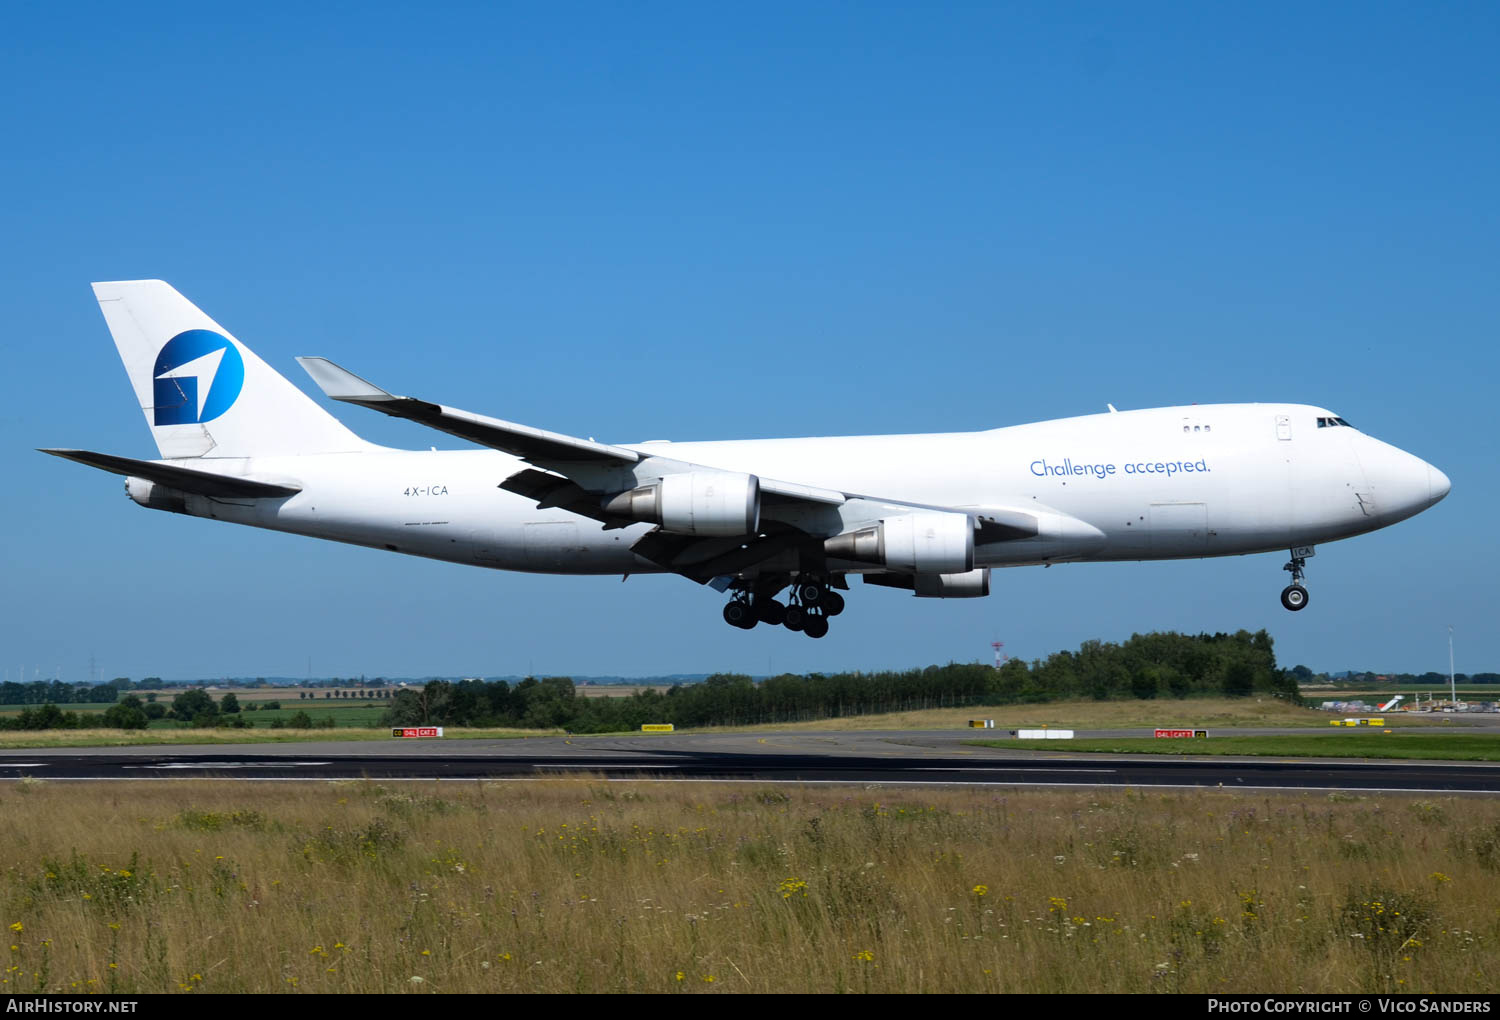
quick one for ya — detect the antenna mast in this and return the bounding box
[1449,625,1456,707]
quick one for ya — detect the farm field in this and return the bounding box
[576,685,675,698]
[0,779,1494,993]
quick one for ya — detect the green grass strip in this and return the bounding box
[964,733,1500,761]
[0,727,555,749]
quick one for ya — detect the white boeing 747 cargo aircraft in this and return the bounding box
[44,281,1450,639]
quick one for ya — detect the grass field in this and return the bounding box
[694,698,1442,733]
[0,703,122,716]
[131,689,396,703]
[0,700,393,728]
[0,780,1495,993]
[0,698,1468,750]
[0,728,554,749]
[227,705,389,728]
[966,733,1500,762]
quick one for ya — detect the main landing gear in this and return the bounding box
[1280,551,1310,612]
[723,577,844,639]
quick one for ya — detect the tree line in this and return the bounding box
[380,629,1295,732]
[0,690,313,731]
[0,681,120,706]
[1,630,1292,733]
[1288,665,1500,687]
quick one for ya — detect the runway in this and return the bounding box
[2,727,1499,792]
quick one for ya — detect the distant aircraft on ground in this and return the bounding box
[43,281,1450,639]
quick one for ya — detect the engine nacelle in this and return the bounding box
[125,477,189,515]
[602,471,761,537]
[824,511,974,574]
[914,568,990,598]
[863,567,991,598]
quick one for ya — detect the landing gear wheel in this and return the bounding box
[783,605,806,632]
[723,601,757,629]
[803,614,829,639]
[822,590,845,617]
[796,582,823,605]
[1281,549,1311,612]
[756,599,786,626]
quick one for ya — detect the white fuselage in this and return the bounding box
[139,403,1447,579]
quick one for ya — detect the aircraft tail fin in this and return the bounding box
[92,280,372,459]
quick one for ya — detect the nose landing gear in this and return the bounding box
[1281,551,1310,612]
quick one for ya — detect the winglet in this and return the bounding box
[297,357,396,402]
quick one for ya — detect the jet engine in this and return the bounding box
[823,511,974,574]
[603,471,761,536]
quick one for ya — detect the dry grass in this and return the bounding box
[0,780,1496,993]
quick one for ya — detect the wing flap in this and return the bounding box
[760,477,847,506]
[497,467,642,528]
[631,527,807,582]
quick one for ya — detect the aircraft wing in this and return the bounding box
[298,357,1053,580]
[297,357,641,466]
[299,357,851,508]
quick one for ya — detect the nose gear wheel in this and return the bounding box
[1280,552,1310,612]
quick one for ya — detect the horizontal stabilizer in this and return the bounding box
[39,449,301,499]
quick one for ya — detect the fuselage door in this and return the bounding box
[1149,502,1209,555]
[523,521,580,570]
[1276,415,1292,441]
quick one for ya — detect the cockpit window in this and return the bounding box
[1317,416,1356,429]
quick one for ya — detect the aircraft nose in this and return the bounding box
[1428,463,1451,504]
[1360,440,1449,523]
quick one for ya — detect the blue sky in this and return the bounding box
[2,3,1495,683]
